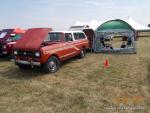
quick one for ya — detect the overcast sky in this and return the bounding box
[0,0,150,30]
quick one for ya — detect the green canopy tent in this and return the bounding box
[93,19,137,53]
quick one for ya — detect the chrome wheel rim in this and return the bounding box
[81,50,85,57]
[49,61,57,71]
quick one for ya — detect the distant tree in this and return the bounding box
[148,24,150,27]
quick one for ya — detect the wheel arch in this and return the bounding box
[43,54,60,73]
[48,54,61,62]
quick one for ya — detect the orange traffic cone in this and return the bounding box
[104,58,109,68]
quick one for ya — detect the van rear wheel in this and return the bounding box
[79,49,85,58]
[43,56,60,73]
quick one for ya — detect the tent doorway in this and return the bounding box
[93,19,137,54]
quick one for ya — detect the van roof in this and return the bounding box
[49,31,84,33]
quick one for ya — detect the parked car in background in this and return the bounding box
[0,29,13,55]
[0,28,25,56]
[6,33,25,56]
[69,25,95,48]
[13,28,89,73]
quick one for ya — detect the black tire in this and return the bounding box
[18,64,30,70]
[79,48,85,58]
[43,56,60,73]
[9,53,15,59]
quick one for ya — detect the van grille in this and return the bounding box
[17,51,35,57]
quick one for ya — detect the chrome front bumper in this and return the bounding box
[15,60,41,66]
[2,51,7,54]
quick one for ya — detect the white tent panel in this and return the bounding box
[127,17,150,30]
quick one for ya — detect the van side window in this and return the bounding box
[73,33,86,40]
[65,33,73,42]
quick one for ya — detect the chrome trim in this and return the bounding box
[11,59,15,62]
[2,51,7,54]
[60,51,76,58]
[15,60,41,66]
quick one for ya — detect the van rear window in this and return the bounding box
[73,33,86,40]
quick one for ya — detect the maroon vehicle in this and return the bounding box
[0,28,25,56]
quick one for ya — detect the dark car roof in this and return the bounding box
[13,28,53,51]
[0,29,14,44]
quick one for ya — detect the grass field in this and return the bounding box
[0,38,150,113]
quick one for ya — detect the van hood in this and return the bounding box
[0,29,14,44]
[13,28,52,51]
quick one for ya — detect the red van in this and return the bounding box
[13,28,89,73]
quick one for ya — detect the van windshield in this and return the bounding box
[0,32,7,39]
[44,33,63,42]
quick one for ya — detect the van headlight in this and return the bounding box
[14,51,18,55]
[35,52,40,57]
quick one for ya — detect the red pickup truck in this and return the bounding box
[13,28,89,73]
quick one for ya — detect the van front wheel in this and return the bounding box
[43,56,60,73]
